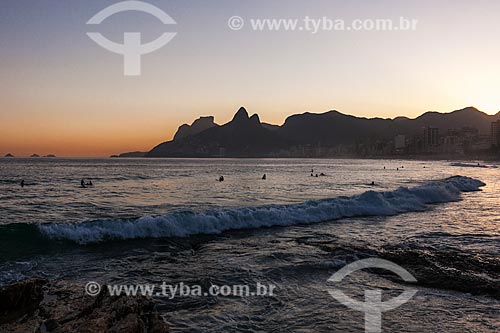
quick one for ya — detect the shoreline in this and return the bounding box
[4,155,498,161]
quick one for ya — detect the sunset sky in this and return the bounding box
[1,0,500,157]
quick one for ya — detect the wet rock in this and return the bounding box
[379,247,500,299]
[0,278,46,325]
[0,279,169,333]
[300,238,500,299]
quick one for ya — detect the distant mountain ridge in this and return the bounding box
[279,107,498,146]
[174,116,218,141]
[120,106,500,158]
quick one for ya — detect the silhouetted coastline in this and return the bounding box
[116,106,500,160]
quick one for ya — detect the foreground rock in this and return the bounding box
[297,238,500,300]
[0,279,168,333]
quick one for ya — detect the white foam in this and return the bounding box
[39,176,485,244]
[450,162,497,168]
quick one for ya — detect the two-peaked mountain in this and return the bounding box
[147,108,290,157]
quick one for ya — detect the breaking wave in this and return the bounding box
[450,162,498,168]
[37,176,485,245]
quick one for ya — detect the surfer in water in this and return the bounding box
[219,176,224,182]
[20,180,25,188]
[80,179,86,188]
[262,174,266,180]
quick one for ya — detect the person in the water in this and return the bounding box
[219,176,224,182]
[262,174,266,180]
[20,180,25,187]
[81,179,86,188]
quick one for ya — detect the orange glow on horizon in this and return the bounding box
[2,1,500,157]
[2,103,499,157]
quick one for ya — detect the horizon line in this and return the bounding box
[2,104,499,158]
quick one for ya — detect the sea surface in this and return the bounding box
[0,158,499,332]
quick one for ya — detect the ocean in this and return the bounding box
[0,158,499,332]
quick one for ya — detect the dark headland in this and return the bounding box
[116,107,500,159]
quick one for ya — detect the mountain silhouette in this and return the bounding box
[280,107,498,145]
[134,106,500,158]
[147,107,290,157]
[390,107,497,135]
[280,110,394,145]
[174,116,218,141]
